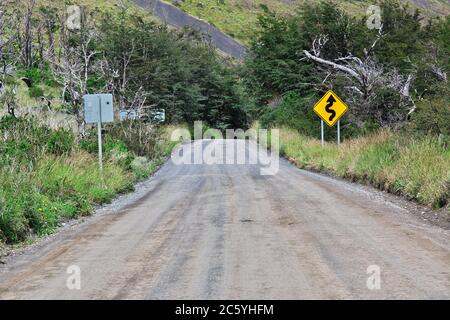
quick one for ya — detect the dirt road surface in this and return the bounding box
[0,140,449,299]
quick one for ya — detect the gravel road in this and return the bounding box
[0,140,449,300]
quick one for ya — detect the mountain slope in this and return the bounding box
[173,0,450,45]
[132,0,247,58]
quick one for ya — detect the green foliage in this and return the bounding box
[17,66,56,87]
[410,96,450,137]
[245,1,450,138]
[28,86,44,98]
[0,168,33,242]
[373,0,425,72]
[260,92,319,136]
[130,156,161,179]
[46,129,75,156]
[0,116,75,164]
[243,7,316,104]
[435,16,450,71]
[177,0,450,45]
[99,11,249,129]
[35,153,133,207]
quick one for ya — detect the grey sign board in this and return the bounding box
[151,109,166,123]
[119,110,138,121]
[84,94,114,123]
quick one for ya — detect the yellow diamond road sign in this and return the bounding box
[313,90,348,127]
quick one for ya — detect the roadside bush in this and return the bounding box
[106,121,162,157]
[0,167,34,242]
[27,193,60,236]
[410,96,450,137]
[352,133,398,186]
[0,116,74,163]
[260,92,319,137]
[35,152,134,207]
[28,86,44,98]
[46,129,75,155]
[130,156,153,179]
[17,66,57,87]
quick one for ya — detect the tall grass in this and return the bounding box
[273,126,449,208]
[0,116,176,244]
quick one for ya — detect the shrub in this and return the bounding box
[18,66,56,87]
[410,96,450,137]
[131,156,152,178]
[27,193,60,236]
[46,129,75,155]
[260,92,319,137]
[35,152,134,206]
[28,86,44,98]
[0,167,34,242]
[106,121,162,157]
[0,115,72,163]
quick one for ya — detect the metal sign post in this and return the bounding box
[97,96,103,171]
[337,120,341,146]
[321,120,324,147]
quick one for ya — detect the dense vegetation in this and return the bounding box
[97,11,248,129]
[244,1,450,139]
[0,0,249,129]
[247,1,449,209]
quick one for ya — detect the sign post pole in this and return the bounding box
[97,96,103,172]
[321,120,324,147]
[337,120,341,146]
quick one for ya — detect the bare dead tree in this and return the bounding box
[0,0,20,116]
[431,65,448,82]
[40,5,58,63]
[51,34,99,136]
[0,1,19,73]
[21,0,36,68]
[36,24,44,63]
[118,40,136,110]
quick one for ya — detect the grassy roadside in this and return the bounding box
[0,116,178,249]
[256,124,450,209]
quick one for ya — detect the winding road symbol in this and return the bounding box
[325,95,337,122]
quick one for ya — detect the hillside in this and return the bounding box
[30,1,450,58]
[172,0,450,45]
[132,0,247,58]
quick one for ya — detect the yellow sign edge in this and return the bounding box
[313,90,349,127]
